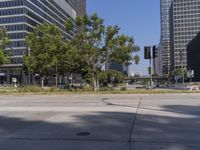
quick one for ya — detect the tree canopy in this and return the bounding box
[66,13,140,91]
[0,28,10,65]
[24,23,64,87]
[172,68,187,77]
[24,13,140,90]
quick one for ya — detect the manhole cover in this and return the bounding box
[102,98,109,100]
[76,132,90,136]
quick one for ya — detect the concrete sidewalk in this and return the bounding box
[0,94,200,150]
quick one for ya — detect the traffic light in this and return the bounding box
[153,45,158,58]
[144,46,151,59]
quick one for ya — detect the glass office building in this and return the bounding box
[66,0,86,16]
[0,0,86,84]
[160,0,172,74]
[169,0,200,70]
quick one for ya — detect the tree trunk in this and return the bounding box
[55,65,58,88]
[41,76,44,88]
[59,76,62,84]
[92,72,97,92]
[96,79,99,92]
[91,63,98,92]
[55,74,58,88]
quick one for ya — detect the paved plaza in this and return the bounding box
[0,94,200,150]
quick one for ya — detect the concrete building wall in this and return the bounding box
[153,43,163,76]
[170,0,200,70]
[54,0,77,19]
[187,32,200,81]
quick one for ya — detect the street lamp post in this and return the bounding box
[144,46,158,89]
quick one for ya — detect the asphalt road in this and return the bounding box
[0,94,200,150]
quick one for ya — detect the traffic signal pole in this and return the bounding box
[149,55,153,89]
[144,45,158,89]
[180,50,185,88]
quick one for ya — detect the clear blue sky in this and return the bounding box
[87,0,160,75]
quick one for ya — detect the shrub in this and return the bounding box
[100,87,113,91]
[120,87,127,91]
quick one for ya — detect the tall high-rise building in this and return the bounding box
[66,0,86,16]
[153,43,163,76]
[0,0,86,84]
[169,0,200,71]
[187,32,200,81]
[160,0,172,74]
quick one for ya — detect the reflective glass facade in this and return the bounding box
[66,0,86,16]
[0,0,86,84]
[160,0,172,74]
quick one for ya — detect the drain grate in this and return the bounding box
[76,132,90,136]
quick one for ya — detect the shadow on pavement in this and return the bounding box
[0,105,200,149]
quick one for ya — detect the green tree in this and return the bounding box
[66,14,140,91]
[0,28,10,65]
[97,71,108,86]
[172,68,187,83]
[133,55,140,65]
[97,70,125,87]
[58,43,83,76]
[172,68,187,77]
[107,70,125,85]
[24,23,63,88]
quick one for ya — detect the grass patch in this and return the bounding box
[0,86,200,95]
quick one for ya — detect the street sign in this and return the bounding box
[191,70,194,77]
[0,73,5,76]
[35,74,40,76]
[187,70,194,78]
[12,78,17,83]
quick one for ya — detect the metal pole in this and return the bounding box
[150,54,153,89]
[27,47,30,86]
[190,69,192,85]
[55,64,58,88]
[182,61,184,86]
[180,50,184,88]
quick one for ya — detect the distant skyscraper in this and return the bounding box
[169,0,200,71]
[0,0,86,84]
[153,43,163,76]
[105,62,123,73]
[160,0,172,74]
